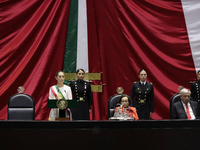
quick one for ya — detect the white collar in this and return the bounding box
[140,81,146,85]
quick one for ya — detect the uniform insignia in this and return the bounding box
[74,80,87,101]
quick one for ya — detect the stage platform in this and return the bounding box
[1,119,200,150]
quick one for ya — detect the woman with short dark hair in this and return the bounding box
[114,94,139,120]
[69,69,92,120]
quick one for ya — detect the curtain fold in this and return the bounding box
[87,0,196,119]
[0,0,71,120]
[1,0,199,120]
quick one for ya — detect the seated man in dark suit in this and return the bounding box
[171,88,199,119]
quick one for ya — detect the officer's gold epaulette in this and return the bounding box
[150,82,153,84]
[134,81,136,83]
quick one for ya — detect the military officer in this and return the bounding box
[130,69,154,119]
[190,70,200,104]
[69,69,92,120]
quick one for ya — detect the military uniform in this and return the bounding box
[69,80,92,120]
[130,81,154,119]
[190,81,200,103]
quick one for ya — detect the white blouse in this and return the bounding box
[48,85,72,121]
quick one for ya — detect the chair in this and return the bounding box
[108,94,122,119]
[8,93,35,120]
[170,93,181,119]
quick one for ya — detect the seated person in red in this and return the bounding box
[114,94,139,120]
[171,88,199,119]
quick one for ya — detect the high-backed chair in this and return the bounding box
[170,93,181,119]
[8,93,35,120]
[108,94,122,119]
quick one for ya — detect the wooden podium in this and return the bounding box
[47,99,77,121]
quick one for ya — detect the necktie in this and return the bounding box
[185,103,191,119]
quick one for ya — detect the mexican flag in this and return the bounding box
[63,0,89,73]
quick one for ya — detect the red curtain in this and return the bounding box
[0,0,197,120]
[0,0,71,120]
[87,0,197,120]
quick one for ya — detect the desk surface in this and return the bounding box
[1,120,200,150]
[1,119,200,129]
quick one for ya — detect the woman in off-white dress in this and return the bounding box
[48,71,72,121]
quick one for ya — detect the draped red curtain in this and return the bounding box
[0,0,71,120]
[87,0,197,119]
[1,0,197,120]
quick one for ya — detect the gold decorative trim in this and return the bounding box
[84,73,101,80]
[64,73,101,80]
[64,73,76,80]
[65,72,103,92]
[91,85,102,92]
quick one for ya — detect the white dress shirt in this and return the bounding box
[181,101,195,119]
[140,81,146,85]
